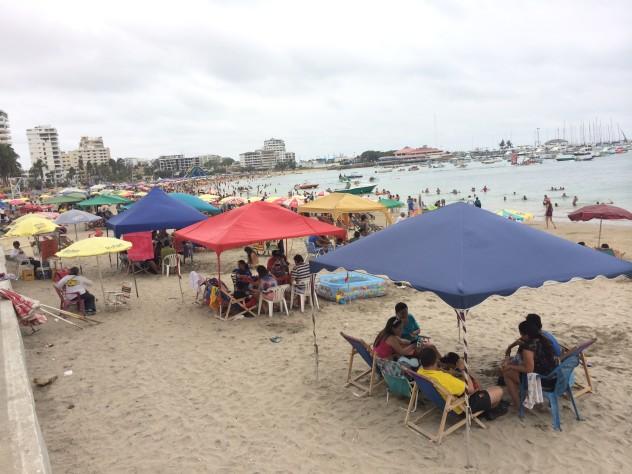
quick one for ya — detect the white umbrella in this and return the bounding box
[55,209,102,240]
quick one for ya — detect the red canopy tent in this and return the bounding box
[175,201,346,276]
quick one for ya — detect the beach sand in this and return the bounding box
[12,221,632,473]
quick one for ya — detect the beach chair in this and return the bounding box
[162,253,180,277]
[558,338,596,398]
[402,368,486,444]
[257,284,290,317]
[212,275,256,320]
[105,282,132,311]
[289,276,319,313]
[340,332,384,397]
[519,357,581,431]
[54,285,85,316]
[376,359,416,410]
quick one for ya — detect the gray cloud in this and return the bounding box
[1,0,631,166]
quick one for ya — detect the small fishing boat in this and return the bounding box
[574,155,594,161]
[408,166,420,171]
[334,184,377,195]
[294,182,319,190]
[375,168,393,173]
[555,154,575,161]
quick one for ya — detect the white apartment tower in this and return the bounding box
[0,110,11,145]
[62,136,112,176]
[27,125,63,181]
[240,138,296,169]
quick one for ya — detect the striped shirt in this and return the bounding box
[291,263,311,283]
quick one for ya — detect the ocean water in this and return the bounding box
[245,152,632,220]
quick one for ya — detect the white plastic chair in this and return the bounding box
[162,253,180,276]
[258,284,290,317]
[290,277,320,313]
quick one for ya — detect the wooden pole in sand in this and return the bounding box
[457,309,473,469]
[311,273,319,381]
[96,255,106,303]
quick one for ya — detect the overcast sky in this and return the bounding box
[2,0,631,167]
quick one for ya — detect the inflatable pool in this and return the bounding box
[316,271,387,303]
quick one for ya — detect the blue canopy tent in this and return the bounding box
[106,187,206,237]
[168,193,220,214]
[310,203,632,460]
[311,202,632,309]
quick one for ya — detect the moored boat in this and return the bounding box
[294,182,319,190]
[556,154,575,161]
[334,184,377,195]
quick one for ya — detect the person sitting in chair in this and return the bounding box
[233,260,254,298]
[395,302,423,343]
[418,347,504,417]
[7,241,40,267]
[55,267,97,315]
[373,316,420,361]
[267,250,290,284]
[254,265,278,301]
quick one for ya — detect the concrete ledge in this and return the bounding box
[0,255,51,473]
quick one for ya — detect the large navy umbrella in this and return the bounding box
[311,202,632,309]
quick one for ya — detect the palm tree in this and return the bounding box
[0,144,22,185]
[29,159,46,182]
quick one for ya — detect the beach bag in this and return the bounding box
[209,286,221,310]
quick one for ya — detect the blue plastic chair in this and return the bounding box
[305,240,325,260]
[340,332,383,397]
[520,356,582,431]
[519,338,595,430]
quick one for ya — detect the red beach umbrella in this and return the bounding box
[568,204,632,246]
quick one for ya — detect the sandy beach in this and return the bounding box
[12,221,632,473]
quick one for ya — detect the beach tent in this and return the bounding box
[310,202,632,460]
[175,201,346,255]
[168,193,220,214]
[311,202,632,309]
[43,194,86,205]
[77,194,131,207]
[106,187,206,237]
[298,193,392,224]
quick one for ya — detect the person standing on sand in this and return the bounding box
[572,196,578,206]
[545,199,556,229]
[474,196,481,208]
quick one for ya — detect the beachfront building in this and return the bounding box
[378,145,444,165]
[27,125,63,182]
[157,154,228,174]
[62,136,112,177]
[240,138,296,169]
[0,110,11,145]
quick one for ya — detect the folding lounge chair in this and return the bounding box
[340,332,383,397]
[211,273,255,321]
[376,359,416,410]
[563,338,597,398]
[402,368,486,444]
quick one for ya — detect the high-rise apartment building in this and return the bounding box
[62,136,112,176]
[240,138,296,169]
[0,110,11,145]
[27,125,63,181]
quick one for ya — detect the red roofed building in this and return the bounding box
[378,145,444,164]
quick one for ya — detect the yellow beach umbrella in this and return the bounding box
[6,215,58,237]
[56,237,133,302]
[134,191,147,197]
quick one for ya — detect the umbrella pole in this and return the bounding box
[74,224,78,241]
[97,255,106,304]
[598,218,603,247]
[311,274,319,381]
[217,253,221,283]
[132,268,139,298]
[457,309,474,469]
